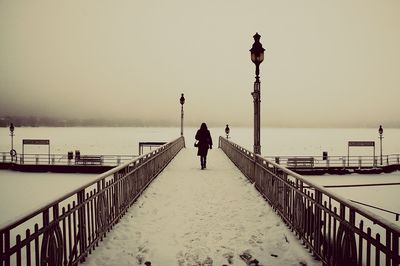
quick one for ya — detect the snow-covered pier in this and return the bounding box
[1,136,399,266]
[82,147,319,266]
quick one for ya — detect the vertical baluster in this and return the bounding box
[86,192,91,254]
[26,229,31,266]
[308,191,314,246]
[67,204,72,261]
[114,172,122,220]
[0,232,3,265]
[366,227,371,266]
[327,202,332,262]
[98,180,105,242]
[34,224,39,266]
[299,184,305,241]
[314,190,322,256]
[16,235,21,266]
[4,230,10,266]
[392,232,399,266]
[386,230,391,266]
[385,228,392,265]
[332,207,338,266]
[94,192,99,244]
[376,233,381,266]
[289,180,294,229]
[303,190,309,244]
[358,221,364,266]
[41,209,50,265]
[322,201,327,261]
[90,190,95,246]
[72,202,77,261]
[77,190,87,262]
[62,207,67,266]
[107,180,112,232]
[283,174,288,219]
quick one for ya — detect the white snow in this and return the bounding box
[305,173,400,222]
[0,170,98,227]
[82,148,321,266]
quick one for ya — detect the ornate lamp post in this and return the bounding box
[379,125,383,165]
[225,124,230,139]
[250,33,265,155]
[180,93,185,136]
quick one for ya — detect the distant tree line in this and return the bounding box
[0,116,167,127]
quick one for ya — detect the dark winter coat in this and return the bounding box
[195,128,213,156]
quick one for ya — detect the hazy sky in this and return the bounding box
[0,0,399,127]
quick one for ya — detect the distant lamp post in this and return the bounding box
[9,123,16,161]
[225,124,230,139]
[180,93,185,136]
[379,125,383,165]
[250,33,265,155]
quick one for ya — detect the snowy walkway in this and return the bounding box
[83,148,320,266]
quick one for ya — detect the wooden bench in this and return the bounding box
[75,155,103,165]
[138,142,167,155]
[287,157,314,168]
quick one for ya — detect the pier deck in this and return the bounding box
[0,153,136,173]
[82,148,320,266]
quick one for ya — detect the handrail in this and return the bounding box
[349,200,400,222]
[219,136,400,266]
[265,154,400,169]
[0,136,185,266]
[0,151,137,166]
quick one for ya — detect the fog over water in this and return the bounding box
[1,1,399,127]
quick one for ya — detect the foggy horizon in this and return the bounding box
[1,1,399,128]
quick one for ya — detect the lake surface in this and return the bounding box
[2,126,400,156]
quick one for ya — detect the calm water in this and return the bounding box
[1,126,399,156]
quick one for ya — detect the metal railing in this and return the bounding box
[0,136,185,266]
[0,152,137,166]
[265,154,400,169]
[219,137,400,266]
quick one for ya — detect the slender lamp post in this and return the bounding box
[9,123,15,162]
[180,93,185,136]
[225,124,230,139]
[379,125,383,165]
[250,33,265,155]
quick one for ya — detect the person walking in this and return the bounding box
[195,123,213,169]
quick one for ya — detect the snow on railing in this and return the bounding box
[0,136,185,266]
[219,136,400,266]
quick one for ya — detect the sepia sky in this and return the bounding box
[0,0,399,127]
